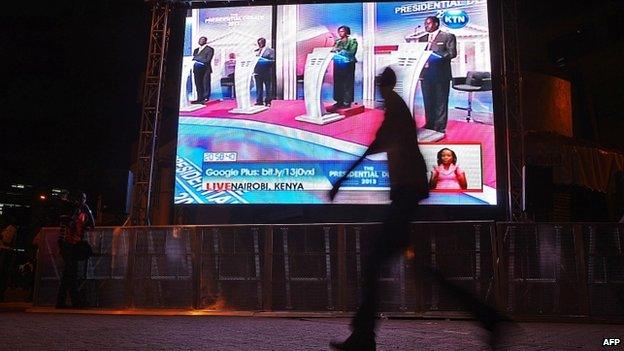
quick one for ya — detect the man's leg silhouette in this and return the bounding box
[332,193,508,350]
[422,265,507,345]
[332,191,415,351]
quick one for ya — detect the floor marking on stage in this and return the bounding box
[179,116,366,157]
[179,156,250,204]
[226,190,247,203]
[175,176,205,204]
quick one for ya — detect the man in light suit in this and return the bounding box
[254,37,275,106]
[419,16,457,134]
[192,36,214,104]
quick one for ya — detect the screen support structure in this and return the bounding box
[131,2,171,226]
[295,47,343,125]
[148,0,516,216]
[501,0,525,221]
[229,55,270,114]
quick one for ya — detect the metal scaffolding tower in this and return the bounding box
[501,0,525,221]
[131,1,171,225]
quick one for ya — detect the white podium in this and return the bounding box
[179,58,204,112]
[295,47,344,125]
[387,43,432,117]
[229,54,269,115]
[386,43,444,142]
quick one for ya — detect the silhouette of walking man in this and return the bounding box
[329,67,505,350]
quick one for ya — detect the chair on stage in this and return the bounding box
[296,74,304,100]
[452,71,492,123]
[220,75,235,99]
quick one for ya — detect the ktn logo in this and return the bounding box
[442,9,469,29]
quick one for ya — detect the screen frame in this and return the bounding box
[167,0,511,224]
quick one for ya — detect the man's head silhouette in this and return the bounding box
[380,67,396,99]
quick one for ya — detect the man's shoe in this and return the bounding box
[255,101,264,106]
[327,102,342,112]
[474,304,517,349]
[329,333,375,351]
[190,100,203,104]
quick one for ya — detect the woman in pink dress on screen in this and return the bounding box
[429,148,468,190]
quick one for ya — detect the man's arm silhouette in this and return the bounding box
[329,138,384,201]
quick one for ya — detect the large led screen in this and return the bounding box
[175,1,497,205]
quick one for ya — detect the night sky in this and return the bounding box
[2,1,149,191]
[2,0,623,200]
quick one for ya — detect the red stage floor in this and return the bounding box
[180,100,496,187]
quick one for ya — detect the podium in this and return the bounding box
[179,58,205,112]
[387,43,431,117]
[387,43,445,142]
[229,54,269,115]
[295,47,344,125]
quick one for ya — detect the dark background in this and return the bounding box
[2,0,623,222]
[2,1,149,189]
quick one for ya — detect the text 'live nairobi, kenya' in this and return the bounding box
[205,182,305,191]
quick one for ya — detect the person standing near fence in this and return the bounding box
[56,192,94,308]
[0,217,18,302]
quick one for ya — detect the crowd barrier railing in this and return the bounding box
[34,222,623,319]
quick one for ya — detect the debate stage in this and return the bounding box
[179,99,496,188]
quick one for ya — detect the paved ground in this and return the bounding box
[1,310,622,351]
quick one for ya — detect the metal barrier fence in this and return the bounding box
[495,223,624,317]
[34,222,624,318]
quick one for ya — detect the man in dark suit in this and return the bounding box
[254,37,275,106]
[419,16,457,134]
[192,36,214,104]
